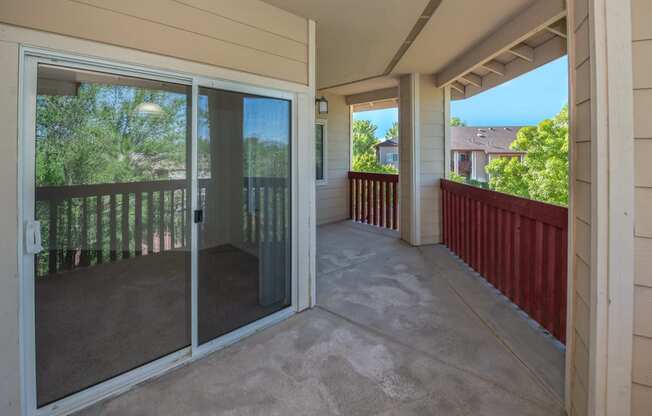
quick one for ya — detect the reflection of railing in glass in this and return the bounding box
[35,177,288,277]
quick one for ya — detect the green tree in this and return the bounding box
[486,105,569,205]
[385,122,399,140]
[351,119,398,174]
[450,117,467,127]
[449,171,466,183]
[352,153,397,174]
[352,119,379,157]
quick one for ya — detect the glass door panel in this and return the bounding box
[197,87,291,345]
[33,64,192,406]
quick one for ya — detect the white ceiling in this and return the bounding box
[393,0,536,74]
[262,0,429,89]
[264,0,543,93]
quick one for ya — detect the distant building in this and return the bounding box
[374,138,399,169]
[451,126,527,182]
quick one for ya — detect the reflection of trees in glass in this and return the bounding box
[244,137,289,178]
[35,82,190,277]
[36,83,188,187]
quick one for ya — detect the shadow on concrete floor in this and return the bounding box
[78,220,565,416]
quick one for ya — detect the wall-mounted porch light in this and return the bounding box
[316,96,329,114]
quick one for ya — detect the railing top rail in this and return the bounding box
[36,177,287,201]
[441,179,567,229]
[348,171,399,182]
[36,179,189,201]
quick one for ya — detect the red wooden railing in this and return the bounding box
[441,179,568,344]
[348,171,399,230]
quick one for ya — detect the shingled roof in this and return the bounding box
[451,126,527,155]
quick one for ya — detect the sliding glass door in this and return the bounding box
[23,56,294,410]
[32,64,192,406]
[196,87,292,345]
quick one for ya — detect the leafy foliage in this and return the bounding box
[351,119,398,174]
[485,105,569,206]
[449,171,466,183]
[450,117,467,127]
[36,84,188,187]
[352,119,379,156]
[352,153,398,174]
[385,122,399,139]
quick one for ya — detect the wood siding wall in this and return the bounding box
[631,0,652,413]
[399,75,417,244]
[316,93,350,225]
[418,75,445,245]
[0,0,309,84]
[569,0,591,414]
[397,74,445,246]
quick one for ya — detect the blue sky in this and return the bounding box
[353,56,568,137]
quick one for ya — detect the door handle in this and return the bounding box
[25,221,44,255]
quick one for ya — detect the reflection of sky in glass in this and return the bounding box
[244,97,290,144]
[198,94,210,141]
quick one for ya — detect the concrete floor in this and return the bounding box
[78,221,565,416]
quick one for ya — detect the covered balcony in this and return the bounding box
[2,0,649,415]
[76,219,565,415]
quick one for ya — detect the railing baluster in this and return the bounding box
[110,194,117,262]
[504,211,513,301]
[360,179,364,223]
[255,179,262,243]
[159,190,165,252]
[80,197,89,267]
[392,181,398,230]
[96,195,103,265]
[65,199,73,269]
[48,200,58,274]
[122,193,130,259]
[135,192,142,256]
[349,176,354,220]
[147,191,154,254]
[181,188,186,248]
[169,190,175,249]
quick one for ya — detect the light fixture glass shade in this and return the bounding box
[135,102,163,115]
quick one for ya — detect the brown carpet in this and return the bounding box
[35,245,289,407]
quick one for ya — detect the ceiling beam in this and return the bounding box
[458,35,566,101]
[450,81,465,94]
[383,0,444,75]
[460,73,482,88]
[345,87,399,106]
[435,0,566,87]
[508,44,535,62]
[546,22,568,39]
[481,60,506,76]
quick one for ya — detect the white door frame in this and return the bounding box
[18,47,302,416]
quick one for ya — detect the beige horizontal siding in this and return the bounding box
[632,0,652,412]
[0,0,308,84]
[632,336,652,386]
[632,0,652,42]
[635,237,652,287]
[419,75,444,245]
[570,1,591,414]
[316,93,350,226]
[632,382,652,416]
